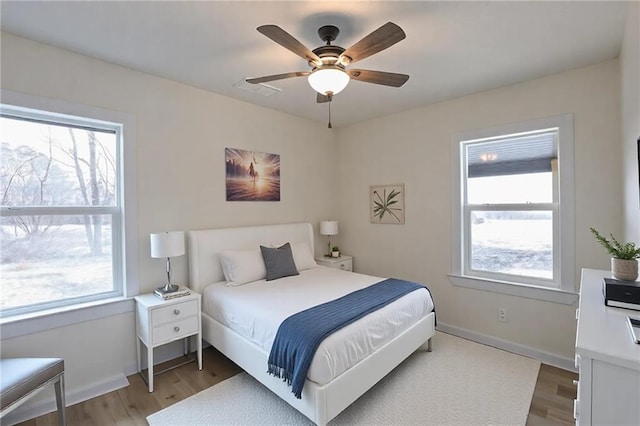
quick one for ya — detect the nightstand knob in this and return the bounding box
[174,326,180,332]
[174,309,180,315]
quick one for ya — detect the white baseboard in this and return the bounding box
[7,326,568,424]
[5,338,209,424]
[436,322,576,372]
[3,373,129,425]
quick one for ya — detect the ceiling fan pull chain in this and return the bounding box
[328,102,332,129]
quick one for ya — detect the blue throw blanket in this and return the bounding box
[267,278,430,399]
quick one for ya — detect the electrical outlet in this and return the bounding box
[498,307,507,322]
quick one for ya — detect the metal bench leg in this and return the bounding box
[54,374,66,426]
[427,338,433,352]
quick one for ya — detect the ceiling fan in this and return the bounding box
[246,22,410,106]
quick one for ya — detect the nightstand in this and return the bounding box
[315,255,353,272]
[135,291,202,392]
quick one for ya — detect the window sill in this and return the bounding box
[0,297,135,340]
[448,274,578,305]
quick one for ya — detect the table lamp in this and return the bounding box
[150,231,185,294]
[320,220,338,257]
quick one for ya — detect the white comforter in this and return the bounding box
[202,266,434,385]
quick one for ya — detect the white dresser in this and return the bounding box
[574,268,640,425]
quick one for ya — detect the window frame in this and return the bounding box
[450,114,577,305]
[0,89,138,335]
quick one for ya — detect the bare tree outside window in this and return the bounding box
[0,113,120,314]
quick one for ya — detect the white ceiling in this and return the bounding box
[0,1,627,128]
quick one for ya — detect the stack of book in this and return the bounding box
[154,286,191,301]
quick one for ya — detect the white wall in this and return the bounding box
[0,12,633,418]
[621,2,640,242]
[0,32,336,411]
[336,60,622,362]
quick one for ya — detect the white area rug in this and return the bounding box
[147,332,540,425]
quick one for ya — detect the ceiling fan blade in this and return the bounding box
[340,22,406,65]
[348,69,409,87]
[257,25,321,65]
[246,71,311,84]
[316,93,332,103]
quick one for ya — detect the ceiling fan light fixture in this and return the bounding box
[308,66,350,95]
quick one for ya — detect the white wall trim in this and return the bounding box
[2,372,130,425]
[450,113,577,300]
[0,298,135,339]
[436,321,576,372]
[449,274,578,305]
[0,89,140,334]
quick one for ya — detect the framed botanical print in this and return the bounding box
[370,184,405,224]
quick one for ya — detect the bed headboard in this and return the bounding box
[187,222,314,294]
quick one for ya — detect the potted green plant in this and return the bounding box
[590,228,640,281]
[331,246,340,258]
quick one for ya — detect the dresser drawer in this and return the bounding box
[152,299,198,325]
[153,315,199,345]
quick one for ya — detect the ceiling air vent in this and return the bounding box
[233,79,281,97]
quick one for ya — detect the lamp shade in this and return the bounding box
[320,220,339,236]
[308,67,350,95]
[150,231,185,258]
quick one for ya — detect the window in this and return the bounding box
[450,115,576,304]
[1,102,129,318]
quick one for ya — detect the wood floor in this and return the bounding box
[18,348,577,426]
[527,364,578,426]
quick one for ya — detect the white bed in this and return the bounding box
[188,223,436,425]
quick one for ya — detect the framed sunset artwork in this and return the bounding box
[225,148,280,201]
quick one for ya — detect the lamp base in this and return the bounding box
[155,284,179,295]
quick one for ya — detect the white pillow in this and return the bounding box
[218,248,266,286]
[290,241,318,271]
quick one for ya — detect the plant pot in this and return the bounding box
[332,251,340,258]
[611,258,639,281]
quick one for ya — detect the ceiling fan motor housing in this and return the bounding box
[313,25,352,67]
[310,45,345,67]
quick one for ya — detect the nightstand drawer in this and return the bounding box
[315,255,353,272]
[153,315,199,345]
[152,299,198,325]
[336,259,352,271]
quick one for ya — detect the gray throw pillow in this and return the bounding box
[260,243,300,281]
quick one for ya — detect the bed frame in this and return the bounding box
[188,223,435,426]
